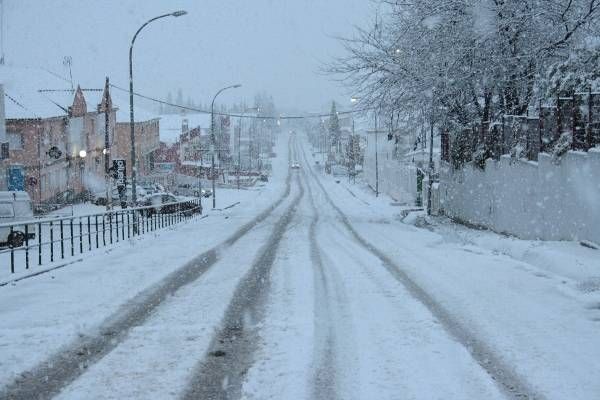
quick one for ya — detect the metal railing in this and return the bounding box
[1,199,202,275]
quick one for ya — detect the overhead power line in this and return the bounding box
[108,83,373,120]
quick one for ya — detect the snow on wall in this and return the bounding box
[363,133,419,205]
[440,149,600,243]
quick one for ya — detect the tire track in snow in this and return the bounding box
[0,138,295,400]
[298,139,545,400]
[299,154,340,400]
[180,146,305,400]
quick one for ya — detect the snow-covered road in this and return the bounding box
[1,133,599,399]
[239,150,505,400]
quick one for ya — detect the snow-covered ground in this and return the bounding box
[302,139,600,399]
[1,132,599,400]
[0,136,290,389]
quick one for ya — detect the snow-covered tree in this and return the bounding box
[331,0,600,162]
[329,102,341,153]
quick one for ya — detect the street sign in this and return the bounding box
[48,146,62,159]
[7,165,24,191]
[112,159,126,189]
[26,176,38,186]
[155,162,175,174]
[113,159,127,207]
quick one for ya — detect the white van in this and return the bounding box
[0,191,36,248]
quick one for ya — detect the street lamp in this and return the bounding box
[129,10,187,208]
[210,83,241,208]
[366,110,382,198]
[238,106,259,190]
[78,150,87,190]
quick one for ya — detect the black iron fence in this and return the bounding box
[1,199,202,276]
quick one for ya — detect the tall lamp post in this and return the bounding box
[366,110,383,198]
[129,10,187,208]
[238,106,259,190]
[211,84,241,208]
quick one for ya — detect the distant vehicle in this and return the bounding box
[201,189,212,198]
[141,193,200,217]
[0,191,36,248]
[331,165,347,177]
[260,174,269,182]
[291,162,300,169]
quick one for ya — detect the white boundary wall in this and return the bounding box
[364,137,418,205]
[440,149,600,243]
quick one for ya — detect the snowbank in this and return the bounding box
[440,150,600,243]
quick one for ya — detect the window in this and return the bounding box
[7,132,24,150]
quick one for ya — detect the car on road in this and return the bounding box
[0,191,36,248]
[291,162,300,169]
[331,164,347,177]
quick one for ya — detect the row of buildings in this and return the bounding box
[1,65,279,208]
[0,66,159,206]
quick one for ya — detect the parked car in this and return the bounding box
[331,164,347,177]
[92,190,119,206]
[141,193,200,217]
[140,182,162,195]
[201,189,212,198]
[173,183,200,197]
[0,191,36,248]
[291,162,301,169]
[93,185,148,207]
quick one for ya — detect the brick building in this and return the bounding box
[114,113,160,178]
[1,66,164,207]
[0,66,120,204]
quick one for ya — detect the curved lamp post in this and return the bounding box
[129,10,187,209]
[238,106,259,190]
[210,84,241,208]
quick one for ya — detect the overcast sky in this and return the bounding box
[3,0,375,113]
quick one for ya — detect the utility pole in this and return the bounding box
[103,77,112,211]
[237,117,241,190]
[238,107,259,190]
[375,113,379,197]
[427,100,435,216]
[367,113,384,198]
[0,84,6,190]
[0,0,5,65]
[197,134,202,214]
